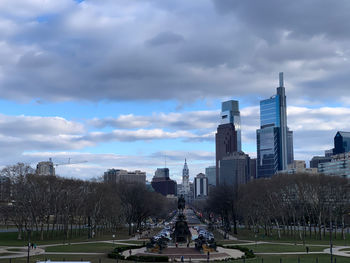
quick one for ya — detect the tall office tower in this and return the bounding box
[215,123,237,185]
[205,166,216,186]
[221,100,241,151]
[219,152,251,187]
[256,73,294,178]
[215,100,240,185]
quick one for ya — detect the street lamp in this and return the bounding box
[27,228,32,263]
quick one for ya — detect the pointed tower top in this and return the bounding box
[279,72,284,87]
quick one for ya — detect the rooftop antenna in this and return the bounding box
[164,154,167,168]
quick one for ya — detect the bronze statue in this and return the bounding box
[178,195,185,211]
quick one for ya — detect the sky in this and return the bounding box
[1,0,350,182]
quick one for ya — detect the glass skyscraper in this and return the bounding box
[256,73,293,178]
[221,100,241,152]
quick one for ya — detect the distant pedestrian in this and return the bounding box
[129,249,132,256]
[181,255,184,262]
[176,242,178,248]
[34,243,37,249]
[187,242,189,248]
[306,246,309,254]
[31,243,34,249]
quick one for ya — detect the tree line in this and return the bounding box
[203,173,350,240]
[0,163,172,241]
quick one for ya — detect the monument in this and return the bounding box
[172,195,191,243]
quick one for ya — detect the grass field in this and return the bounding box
[225,243,328,253]
[233,228,350,246]
[0,254,345,263]
[0,254,130,263]
[45,243,126,253]
[253,254,345,263]
[0,228,132,246]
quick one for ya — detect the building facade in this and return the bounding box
[318,153,350,178]
[178,159,193,203]
[36,159,55,176]
[256,73,294,178]
[205,166,216,186]
[310,156,332,168]
[104,169,146,184]
[194,173,208,199]
[221,100,241,151]
[216,100,240,185]
[279,160,318,174]
[333,131,350,155]
[219,152,251,188]
[151,168,177,196]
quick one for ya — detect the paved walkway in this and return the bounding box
[122,246,244,261]
[216,229,238,240]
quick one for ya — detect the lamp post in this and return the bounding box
[330,218,333,263]
[27,229,31,263]
[329,205,334,263]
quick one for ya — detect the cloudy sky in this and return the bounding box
[1,0,350,182]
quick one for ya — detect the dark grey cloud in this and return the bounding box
[0,0,350,104]
[146,31,184,46]
[212,0,350,40]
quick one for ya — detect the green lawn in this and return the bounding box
[45,243,126,253]
[254,254,346,263]
[232,228,350,246]
[0,254,132,263]
[0,228,132,246]
[241,243,327,253]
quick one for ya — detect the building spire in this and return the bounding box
[279,72,284,87]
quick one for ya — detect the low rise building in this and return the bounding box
[36,159,55,176]
[104,169,146,184]
[318,153,350,178]
[310,156,332,168]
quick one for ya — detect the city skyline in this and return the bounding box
[1,0,350,181]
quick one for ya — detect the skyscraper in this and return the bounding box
[219,152,251,187]
[256,73,294,178]
[215,100,240,185]
[221,100,242,151]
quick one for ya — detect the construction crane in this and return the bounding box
[52,158,88,167]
